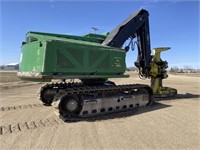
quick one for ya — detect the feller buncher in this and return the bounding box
[18,9,177,121]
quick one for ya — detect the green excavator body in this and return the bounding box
[17,9,177,121]
[18,32,128,81]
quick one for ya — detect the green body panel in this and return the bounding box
[18,32,128,81]
[20,41,45,72]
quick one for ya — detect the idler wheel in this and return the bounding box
[40,89,55,105]
[59,95,82,117]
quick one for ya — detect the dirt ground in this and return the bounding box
[0,71,41,90]
[0,72,199,150]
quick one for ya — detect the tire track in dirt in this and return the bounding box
[0,117,64,135]
[0,104,43,112]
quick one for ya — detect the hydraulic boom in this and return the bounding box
[103,9,151,78]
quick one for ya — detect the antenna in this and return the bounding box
[92,27,98,34]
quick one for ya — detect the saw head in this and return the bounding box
[153,47,171,53]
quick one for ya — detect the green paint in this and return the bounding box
[18,31,128,81]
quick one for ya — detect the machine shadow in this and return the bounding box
[64,93,199,123]
[65,102,171,123]
[155,93,200,101]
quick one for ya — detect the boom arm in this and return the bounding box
[102,9,151,78]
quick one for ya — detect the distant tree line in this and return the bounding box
[126,66,138,72]
[126,66,200,73]
[0,65,6,70]
[0,65,19,70]
[169,66,200,73]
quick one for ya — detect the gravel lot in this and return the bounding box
[0,72,199,150]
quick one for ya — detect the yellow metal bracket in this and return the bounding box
[150,47,177,98]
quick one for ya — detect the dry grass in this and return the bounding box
[1,70,199,84]
[169,72,200,77]
[0,71,22,83]
[0,71,41,90]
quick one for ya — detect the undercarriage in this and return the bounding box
[39,81,154,121]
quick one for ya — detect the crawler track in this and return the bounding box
[51,84,154,121]
[38,82,82,105]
